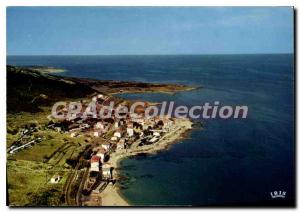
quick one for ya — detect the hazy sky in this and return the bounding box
[7,7,294,55]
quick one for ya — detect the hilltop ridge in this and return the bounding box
[7,65,197,113]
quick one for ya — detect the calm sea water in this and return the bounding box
[7,55,295,206]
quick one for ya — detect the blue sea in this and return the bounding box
[7,54,295,206]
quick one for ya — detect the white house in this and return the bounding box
[102,164,112,179]
[111,136,118,141]
[92,96,97,102]
[114,131,122,138]
[132,118,144,125]
[97,94,104,99]
[126,127,134,137]
[149,137,159,143]
[90,155,100,172]
[55,127,62,132]
[86,106,92,113]
[93,131,101,137]
[50,175,62,184]
[96,148,107,163]
[95,122,105,130]
[91,163,99,172]
[70,132,79,138]
[101,143,110,151]
[153,132,160,137]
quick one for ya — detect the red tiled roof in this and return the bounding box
[91,155,100,163]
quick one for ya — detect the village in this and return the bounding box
[57,94,185,206]
[7,93,192,206]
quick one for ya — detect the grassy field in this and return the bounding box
[9,130,85,162]
[7,106,89,206]
[7,159,69,206]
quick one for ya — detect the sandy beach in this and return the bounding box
[100,184,129,206]
[100,118,193,206]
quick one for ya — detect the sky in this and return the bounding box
[7,7,294,55]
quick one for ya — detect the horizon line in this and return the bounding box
[7,53,293,57]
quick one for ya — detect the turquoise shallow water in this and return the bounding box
[8,54,295,206]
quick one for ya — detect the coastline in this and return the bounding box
[100,118,193,206]
[29,66,67,74]
[109,86,199,95]
[7,65,196,206]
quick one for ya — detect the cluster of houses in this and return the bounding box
[90,143,112,178]
[51,93,175,151]
[8,124,42,155]
[84,142,113,193]
[71,94,177,196]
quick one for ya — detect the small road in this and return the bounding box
[63,146,94,206]
[76,167,89,206]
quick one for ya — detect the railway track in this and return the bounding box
[63,146,93,206]
[63,163,79,205]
